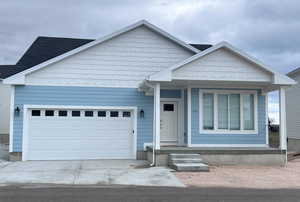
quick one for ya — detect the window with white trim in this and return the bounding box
[200,90,257,134]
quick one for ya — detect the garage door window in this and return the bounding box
[123,111,131,117]
[98,111,106,117]
[85,111,94,117]
[45,110,54,116]
[72,111,81,117]
[110,111,119,117]
[32,110,41,116]
[59,110,68,117]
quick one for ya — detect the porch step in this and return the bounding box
[171,163,209,172]
[169,158,203,164]
[288,151,300,161]
[168,153,209,172]
[169,153,202,159]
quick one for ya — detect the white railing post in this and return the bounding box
[187,87,192,147]
[155,83,160,150]
[279,87,287,150]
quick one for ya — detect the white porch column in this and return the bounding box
[154,83,160,150]
[279,87,287,150]
[187,87,192,147]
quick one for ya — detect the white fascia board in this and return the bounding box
[4,75,25,85]
[147,69,172,82]
[150,41,296,85]
[273,74,297,85]
[3,20,199,85]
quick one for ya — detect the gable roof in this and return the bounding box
[0,37,93,79]
[4,20,201,84]
[148,41,296,85]
[0,40,209,80]
[287,67,300,77]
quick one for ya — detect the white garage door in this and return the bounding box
[24,107,136,160]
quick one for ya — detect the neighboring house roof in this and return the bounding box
[0,65,25,79]
[148,41,296,85]
[0,37,93,79]
[16,37,94,68]
[189,44,212,51]
[287,67,300,77]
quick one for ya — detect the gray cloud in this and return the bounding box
[0,0,299,74]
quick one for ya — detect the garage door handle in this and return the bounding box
[132,130,134,134]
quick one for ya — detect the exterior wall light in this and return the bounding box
[140,109,144,118]
[15,107,20,116]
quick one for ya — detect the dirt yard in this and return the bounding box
[176,158,300,189]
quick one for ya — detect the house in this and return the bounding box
[286,68,300,152]
[1,20,295,165]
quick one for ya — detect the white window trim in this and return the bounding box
[199,89,258,135]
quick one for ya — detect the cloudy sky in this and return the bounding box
[1,0,299,123]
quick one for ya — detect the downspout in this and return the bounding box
[144,81,156,166]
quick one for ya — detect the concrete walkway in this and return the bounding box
[0,160,184,187]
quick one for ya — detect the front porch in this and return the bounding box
[138,42,295,167]
[140,81,288,151]
[146,146,286,166]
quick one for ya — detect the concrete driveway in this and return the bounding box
[0,160,184,187]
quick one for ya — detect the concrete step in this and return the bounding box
[288,151,300,161]
[169,158,203,164]
[169,153,201,159]
[171,163,209,172]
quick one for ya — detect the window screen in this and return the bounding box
[203,93,214,130]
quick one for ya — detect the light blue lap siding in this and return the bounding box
[13,86,153,152]
[160,89,181,98]
[191,88,266,145]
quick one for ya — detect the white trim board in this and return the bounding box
[9,86,14,152]
[189,144,268,147]
[265,94,269,145]
[22,105,138,161]
[3,20,199,85]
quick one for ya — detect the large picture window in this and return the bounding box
[200,90,257,134]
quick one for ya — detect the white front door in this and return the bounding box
[160,101,178,144]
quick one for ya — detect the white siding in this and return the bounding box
[173,48,272,82]
[25,26,193,87]
[0,82,10,134]
[286,73,300,139]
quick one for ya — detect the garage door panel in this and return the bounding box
[26,108,135,160]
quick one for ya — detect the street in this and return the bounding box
[0,185,299,202]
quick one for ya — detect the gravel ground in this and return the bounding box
[176,158,300,189]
